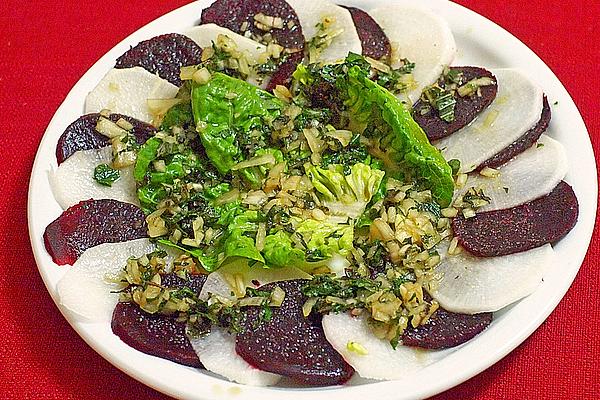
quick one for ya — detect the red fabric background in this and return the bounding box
[0,0,598,398]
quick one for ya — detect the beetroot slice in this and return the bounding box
[402,307,492,349]
[343,6,391,60]
[115,33,203,86]
[43,199,147,265]
[56,113,156,165]
[477,96,551,170]
[235,280,354,386]
[200,0,304,90]
[111,273,207,368]
[414,67,498,141]
[200,0,304,51]
[452,181,578,257]
[266,51,303,91]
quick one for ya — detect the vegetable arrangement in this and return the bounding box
[43,0,578,389]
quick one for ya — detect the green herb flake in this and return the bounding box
[448,159,461,176]
[436,92,457,122]
[93,163,120,187]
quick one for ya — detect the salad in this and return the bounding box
[42,0,579,388]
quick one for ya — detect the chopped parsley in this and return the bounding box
[93,163,120,187]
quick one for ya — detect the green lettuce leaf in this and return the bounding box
[134,137,162,182]
[191,72,284,175]
[262,230,306,268]
[222,210,265,264]
[306,162,385,218]
[160,101,193,132]
[238,148,284,188]
[223,231,264,263]
[135,148,204,212]
[157,239,220,272]
[294,218,354,259]
[345,66,454,207]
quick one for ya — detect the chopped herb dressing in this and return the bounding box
[111,52,457,347]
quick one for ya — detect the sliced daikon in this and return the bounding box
[184,24,267,87]
[56,238,155,322]
[287,0,361,63]
[199,259,312,300]
[454,135,568,212]
[431,243,555,314]
[49,147,138,209]
[322,313,452,380]
[188,328,282,386]
[369,2,457,103]
[85,67,178,123]
[184,24,266,65]
[436,69,544,173]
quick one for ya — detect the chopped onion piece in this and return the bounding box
[231,154,276,170]
[192,67,212,85]
[326,129,353,147]
[96,117,128,139]
[147,98,183,118]
[179,65,197,81]
[256,222,267,251]
[214,188,240,205]
[269,286,286,306]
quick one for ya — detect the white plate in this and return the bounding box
[27,0,597,399]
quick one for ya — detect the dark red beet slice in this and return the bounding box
[265,51,303,91]
[115,33,203,86]
[200,0,304,90]
[160,273,207,295]
[402,307,492,349]
[343,6,391,60]
[56,113,156,165]
[235,280,354,386]
[452,181,578,257]
[43,199,147,265]
[477,96,551,170]
[111,273,206,367]
[200,0,304,51]
[414,67,498,141]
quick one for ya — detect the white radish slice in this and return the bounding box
[56,238,155,322]
[199,260,312,300]
[369,2,457,103]
[49,147,138,209]
[322,313,453,380]
[188,328,282,386]
[431,243,555,314]
[85,67,178,123]
[454,135,568,212]
[436,69,544,173]
[184,24,266,65]
[184,24,267,87]
[287,0,361,63]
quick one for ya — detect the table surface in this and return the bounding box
[0,0,598,399]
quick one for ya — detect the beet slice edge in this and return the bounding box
[235,280,354,386]
[452,181,578,257]
[115,33,203,86]
[477,96,551,170]
[414,66,498,142]
[343,6,391,60]
[43,199,148,265]
[56,113,156,165]
[402,306,492,349]
[111,273,207,368]
[200,0,304,90]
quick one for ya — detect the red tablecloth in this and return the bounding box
[0,0,598,398]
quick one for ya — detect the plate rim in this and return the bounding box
[27,0,598,399]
